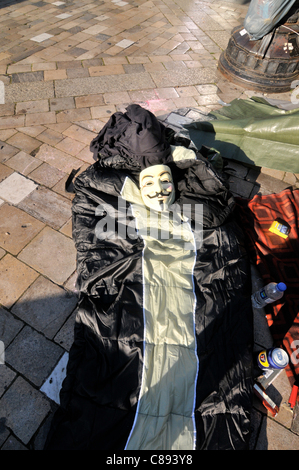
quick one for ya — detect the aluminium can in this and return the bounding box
[257,348,289,370]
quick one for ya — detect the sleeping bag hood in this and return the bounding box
[45,105,254,451]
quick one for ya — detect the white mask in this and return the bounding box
[139,164,175,212]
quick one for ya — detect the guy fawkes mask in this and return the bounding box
[139,164,175,212]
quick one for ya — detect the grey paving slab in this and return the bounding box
[54,310,76,351]
[0,376,51,445]
[4,82,55,103]
[0,365,16,399]
[1,435,29,450]
[0,307,23,349]
[150,67,217,88]
[11,276,78,339]
[5,325,64,388]
[54,73,156,97]
[11,72,44,84]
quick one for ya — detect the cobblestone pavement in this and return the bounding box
[0,0,299,451]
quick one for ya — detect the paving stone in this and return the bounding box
[0,426,10,449]
[32,406,58,451]
[6,132,41,154]
[18,186,72,230]
[32,62,57,72]
[55,136,86,156]
[15,126,46,138]
[15,100,49,115]
[52,173,77,200]
[75,94,105,108]
[34,143,82,173]
[0,172,38,205]
[0,115,25,130]
[49,96,75,112]
[0,365,17,398]
[1,435,28,450]
[18,226,76,285]
[25,111,57,127]
[5,82,55,103]
[6,151,41,176]
[256,417,299,450]
[0,376,51,445]
[0,254,38,309]
[73,119,105,134]
[0,103,15,117]
[56,107,91,123]
[11,71,44,84]
[196,93,220,105]
[82,24,109,36]
[252,172,291,194]
[57,60,84,70]
[90,105,116,119]
[151,67,217,88]
[54,310,76,351]
[36,128,64,146]
[267,370,293,429]
[66,67,90,79]
[0,141,19,163]
[44,69,68,81]
[62,123,97,145]
[6,326,64,388]
[12,276,77,339]
[0,130,17,141]
[88,64,125,76]
[7,64,32,74]
[74,146,94,164]
[55,73,156,97]
[31,33,54,43]
[0,204,45,255]
[59,217,72,237]
[28,162,66,188]
[260,167,285,181]
[0,307,23,350]
[103,91,131,105]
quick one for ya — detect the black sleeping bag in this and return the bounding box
[45,105,253,450]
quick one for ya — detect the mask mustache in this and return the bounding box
[147,191,170,199]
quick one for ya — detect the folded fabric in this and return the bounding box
[185,97,299,173]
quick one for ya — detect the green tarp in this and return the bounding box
[185,97,299,173]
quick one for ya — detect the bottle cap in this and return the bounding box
[277,282,287,291]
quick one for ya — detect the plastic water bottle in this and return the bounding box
[251,282,287,309]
